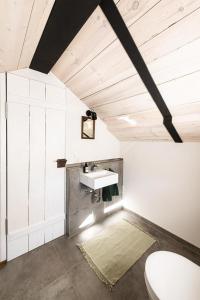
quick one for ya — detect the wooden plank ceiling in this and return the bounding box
[0,0,200,142]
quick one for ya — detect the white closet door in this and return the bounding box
[6,73,66,260]
[45,108,66,242]
[29,106,45,251]
[7,103,29,260]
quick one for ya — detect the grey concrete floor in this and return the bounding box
[0,209,199,300]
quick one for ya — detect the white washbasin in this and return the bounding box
[80,170,118,190]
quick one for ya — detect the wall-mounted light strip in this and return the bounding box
[99,0,182,143]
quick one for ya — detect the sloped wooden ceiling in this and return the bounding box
[0,0,200,142]
[52,0,200,142]
[0,0,55,71]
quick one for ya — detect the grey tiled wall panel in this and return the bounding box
[66,158,123,236]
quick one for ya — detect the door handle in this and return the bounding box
[56,159,67,168]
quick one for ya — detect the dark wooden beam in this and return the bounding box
[30,0,101,74]
[100,0,182,143]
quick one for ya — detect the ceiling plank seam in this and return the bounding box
[30,0,101,73]
[29,0,183,142]
[99,0,182,143]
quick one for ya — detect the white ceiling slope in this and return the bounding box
[1,0,200,142]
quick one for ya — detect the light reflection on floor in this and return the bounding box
[79,212,95,229]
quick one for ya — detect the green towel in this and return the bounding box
[102,168,119,202]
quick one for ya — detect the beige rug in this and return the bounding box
[78,219,156,287]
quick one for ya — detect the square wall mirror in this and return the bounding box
[81,116,95,139]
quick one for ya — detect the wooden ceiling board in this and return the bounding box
[112,125,172,141]
[105,109,163,128]
[66,40,135,98]
[104,101,200,141]
[52,0,159,83]
[91,70,200,121]
[105,101,200,124]
[64,1,200,99]
[0,0,55,72]
[83,37,200,107]
[111,121,199,142]
[173,105,200,141]
[175,125,200,142]
[18,0,55,69]
[95,93,156,119]
[0,0,35,72]
[171,102,200,118]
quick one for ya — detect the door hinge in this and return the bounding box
[5,102,8,119]
[5,218,8,235]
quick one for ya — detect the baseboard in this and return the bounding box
[123,208,200,256]
[7,214,65,261]
[0,260,7,269]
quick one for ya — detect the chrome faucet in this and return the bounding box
[91,162,101,171]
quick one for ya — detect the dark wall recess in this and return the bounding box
[100,0,182,143]
[30,0,101,73]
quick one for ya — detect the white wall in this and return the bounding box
[66,89,120,164]
[121,142,200,248]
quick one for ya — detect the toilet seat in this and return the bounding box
[145,251,200,300]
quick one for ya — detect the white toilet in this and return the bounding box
[145,251,200,300]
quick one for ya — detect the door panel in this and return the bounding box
[46,85,66,106]
[7,103,29,260]
[7,103,29,233]
[29,106,45,226]
[45,109,66,221]
[29,106,46,250]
